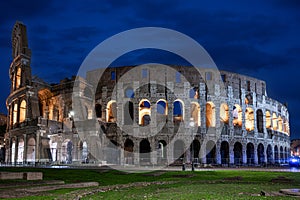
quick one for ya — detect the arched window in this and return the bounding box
[173,99,184,123]
[191,102,200,126]
[272,113,278,131]
[139,99,151,126]
[206,102,215,127]
[156,99,167,115]
[15,67,21,89]
[220,103,229,124]
[17,138,24,163]
[232,104,242,127]
[278,116,283,132]
[19,100,26,123]
[124,101,134,125]
[125,87,134,98]
[245,107,254,131]
[256,109,264,133]
[13,103,18,124]
[266,111,271,129]
[106,100,117,122]
[95,104,102,119]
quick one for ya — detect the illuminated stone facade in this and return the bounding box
[4,22,290,166]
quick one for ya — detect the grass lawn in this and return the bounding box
[0,167,300,199]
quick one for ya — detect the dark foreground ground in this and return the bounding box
[1,166,300,199]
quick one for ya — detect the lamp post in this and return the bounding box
[189,118,195,171]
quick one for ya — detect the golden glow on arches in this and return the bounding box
[191,102,200,127]
[16,67,21,89]
[278,116,283,132]
[19,100,26,123]
[266,111,271,129]
[206,101,215,127]
[272,113,278,130]
[139,99,151,125]
[173,99,185,122]
[13,103,18,124]
[245,107,254,131]
[106,100,117,122]
[233,104,242,127]
[220,103,229,124]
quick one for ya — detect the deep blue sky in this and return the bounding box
[0,1,299,138]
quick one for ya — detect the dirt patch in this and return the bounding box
[271,176,294,184]
[172,174,195,178]
[142,171,166,177]
[62,181,177,200]
[223,176,243,181]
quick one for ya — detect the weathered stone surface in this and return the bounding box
[24,172,43,180]
[0,172,23,180]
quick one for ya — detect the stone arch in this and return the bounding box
[246,142,255,165]
[257,143,265,164]
[280,146,284,163]
[173,99,184,123]
[191,102,200,127]
[124,139,134,165]
[174,139,185,163]
[62,139,73,164]
[140,139,151,165]
[107,140,119,164]
[234,142,243,165]
[11,140,16,163]
[106,100,117,122]
[256,109,264,133]
[157,140,167,164]
[27,137,35,163]
[13,103,18,125]
[206,102,215,127]
[220,141,229,164]
[245,107,254,132]
[265,111,271,129]
[19,100,26,123]
[284,146,287,163]
[232,104,242,127]
[206,140,216,164]
[156,99,167,115]
[139,99,151,126]
[278,116,283,132]
[220,103,229,124]
[49,138,57,162]
[190,139,200,163]
[272,113,278,130]
[17,138,24,163]
[124,101,134,125]
[95,103,102,119]
[82,141,88,162]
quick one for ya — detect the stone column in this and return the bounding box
[229,145,234,165]
[23,134,27,164]
[254,146,258,165]
[134,140,139,166]
[216,142,221,165]
[242,143,247,165]
[199,142,206,164]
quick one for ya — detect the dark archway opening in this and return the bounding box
[221,141,229,165]
[140,139,151,165]
[206,141,216,164]
[246,143,255,165]
[257,143,265,164]
[234,142,243,165]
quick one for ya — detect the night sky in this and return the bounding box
[0,1,299,139]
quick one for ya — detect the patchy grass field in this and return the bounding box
[1,167,300,199]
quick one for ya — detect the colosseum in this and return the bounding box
[4,21,290,167]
